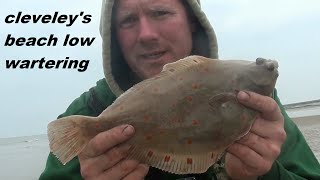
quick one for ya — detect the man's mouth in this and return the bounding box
[141,51,166,60]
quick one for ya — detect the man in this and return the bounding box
[40,0,320,179]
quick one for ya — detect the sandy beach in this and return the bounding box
[0,135,49,180]
[292,115,320,160]
[0,116,319,180]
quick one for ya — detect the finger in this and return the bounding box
[225,153,260,179]
[250,116,287,143]
[237,91,283,121]
[98,159,140,180]
[236,132,281,159]
[227,142,270,174]
[123,164,149,180]
[80,143,132,177]
[82,124,135,157]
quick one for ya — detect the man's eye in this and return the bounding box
[122,16,135,24]
[153,11,169,17]
[119,16,137,27]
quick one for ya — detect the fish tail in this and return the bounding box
[47,115,98,165]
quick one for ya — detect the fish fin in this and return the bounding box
[131,56,208,90]
[162,55,209,74]
[125,55,209,93]
[121,56,209,96]
[209,93,256,138]
[126,146,224,174]
[208,93,244,120]
[208,93,237,107]
[47,115,98,165]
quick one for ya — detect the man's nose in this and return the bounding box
[137,17,158,44]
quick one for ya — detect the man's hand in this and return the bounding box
[225,91,287,180]
[78,125,149,180]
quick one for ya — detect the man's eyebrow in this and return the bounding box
[149,5,175,11]
[116,4,176,19]
[117,10,134,18]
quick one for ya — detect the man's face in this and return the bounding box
[115,0,194,79]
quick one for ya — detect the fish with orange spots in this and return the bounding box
[47,55,279,174]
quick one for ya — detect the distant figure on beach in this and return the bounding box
[39,0,320,179]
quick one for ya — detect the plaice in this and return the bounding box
[47,55,279,174]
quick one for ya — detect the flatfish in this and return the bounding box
[47,55,279,174]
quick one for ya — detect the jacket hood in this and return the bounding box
[99,0,219,97]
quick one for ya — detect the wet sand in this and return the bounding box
[292,115,320,160]
[0,135,49,180]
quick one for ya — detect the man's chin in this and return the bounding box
[141,69,164,79]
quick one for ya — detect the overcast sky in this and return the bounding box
[0,0,319,138]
